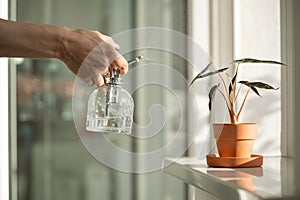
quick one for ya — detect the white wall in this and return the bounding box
[188,0,211,158]
[234,0,282,156]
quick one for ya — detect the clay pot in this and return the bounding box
[213,123,258,158]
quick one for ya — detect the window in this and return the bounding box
[9,0,189,200]
[190,0,284,159]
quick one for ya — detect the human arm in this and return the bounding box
[0,18,128,86]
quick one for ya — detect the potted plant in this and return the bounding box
[190,58,285,167]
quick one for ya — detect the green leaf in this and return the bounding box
[239,81,261,97]
[229,73,237,96]
[239,81,279,90]
[238,81,250,86]
[239,81,279,97]
[247,82,279,90]
[233,58,286,66]
[198,62,213,77]
[200,67,228,79]
[190,62,213,86]
[208,83,220,111]
[190,66,228,86]
[250,86,261,97]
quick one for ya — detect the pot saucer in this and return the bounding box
[206,154,263,168]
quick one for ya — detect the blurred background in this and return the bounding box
[13,0,188,200]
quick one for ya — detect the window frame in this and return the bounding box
[280,0,295,158]
[0,0,9,199]
[283,0,300,195]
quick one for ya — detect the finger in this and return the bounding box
[113,56,128,74]
[86,79,94,86]
[102,68,110,83]
[101,34,120,50]
[97,75,105,87]
[101,66,110,77]
[97,67,110,86]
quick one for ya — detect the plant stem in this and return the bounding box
[217,88,232,113]
[218,73,230,101]
[226,63,242,124]
[235,85,242,99]
[230,113,238,124]
[237,88,251,120]
[217,88,236,123]
[231,99,237,123]
[230,63,240,124]
[217,73,233,118]
[233,63,240,97]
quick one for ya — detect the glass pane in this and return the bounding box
[13,0,188,200]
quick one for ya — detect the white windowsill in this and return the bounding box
[163,157,297,200]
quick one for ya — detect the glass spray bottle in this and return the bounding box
[86,56,142,134]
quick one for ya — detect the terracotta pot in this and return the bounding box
[213,123,258,158]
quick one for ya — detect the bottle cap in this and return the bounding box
[108,66,123,85]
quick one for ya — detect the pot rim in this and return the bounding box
[213,123,258,126]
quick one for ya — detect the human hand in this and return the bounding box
[59,29,128,86]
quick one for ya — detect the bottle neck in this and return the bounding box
[97,83,122,89]
[105,83,122,88]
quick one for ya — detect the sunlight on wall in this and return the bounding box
[234,0,281,156]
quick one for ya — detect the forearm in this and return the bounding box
[0,19,128,86]
[0,19,66,59]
